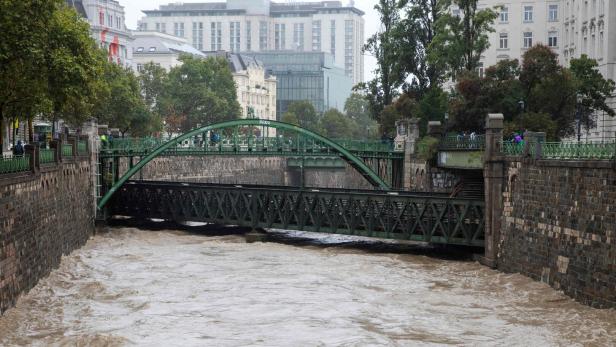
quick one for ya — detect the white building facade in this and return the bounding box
[467,0,616,141]
[68,0,133,67]
[137,0,365,85]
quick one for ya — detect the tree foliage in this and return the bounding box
[430,0,498,78]
[448,45,615,139]
[285,101,320,132]
[164,55,241,132]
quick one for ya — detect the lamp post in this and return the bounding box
[576,93,582,143]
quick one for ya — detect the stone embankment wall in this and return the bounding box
[118,156,375,189]
[0,159,95,314]
[499,158,616,308]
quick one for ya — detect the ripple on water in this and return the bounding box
[0,227,614,347]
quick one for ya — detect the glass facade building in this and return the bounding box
[245,52,353,119]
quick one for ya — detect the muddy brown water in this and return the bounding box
[0,227,614,346]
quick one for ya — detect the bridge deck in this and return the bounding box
[110,181,485,247]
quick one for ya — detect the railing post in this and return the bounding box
[56,139,64,162]
[482,113,505,268]
[25,144,39,174]
[69,136,77,158]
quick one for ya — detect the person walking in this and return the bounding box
[13,140,24,157]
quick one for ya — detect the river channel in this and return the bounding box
[0,226,614,346]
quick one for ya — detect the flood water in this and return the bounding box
[0,227,614,346]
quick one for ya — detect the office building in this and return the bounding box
[137,0,365,85]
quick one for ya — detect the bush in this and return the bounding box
[417,136,440,160]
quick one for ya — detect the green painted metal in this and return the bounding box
[40,149,55,165]
[77,141,88,155]
[502,140,616,160]
[0,155,30,174]
[439,134,485,151]
[112,181,486,247]
[98,119,391,210]
[62,144,73,157]
[437,151,484,169]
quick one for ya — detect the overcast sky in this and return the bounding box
[117,0,380,80]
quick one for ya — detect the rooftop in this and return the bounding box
[132,31,206,57]
[142,1,364,16]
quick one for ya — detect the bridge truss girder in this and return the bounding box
[112,182,485,247]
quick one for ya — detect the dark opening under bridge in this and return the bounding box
[99,119,485,247]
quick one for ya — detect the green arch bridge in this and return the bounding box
[99,119,485,247]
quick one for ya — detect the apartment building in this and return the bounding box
[467,0,616,141]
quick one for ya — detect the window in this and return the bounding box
[192,22,203,50]
[293,23,304,51]
[476,62,484,78]
[139,23,148,31]
[524,6,533,22]
[500,6,508,22]
[275,23,286,50]
[230,22,241,52]
[548,31,558,47]
[99,11,104,25]
[598,31,604,58]
[345,20,354,78]
[246,21,252,51]
[174,22,184,37]
[156,23,166,33]
[549,4,558,21]
[136,47,144,53]
[148,47,156,52]
[107,14,113,27]
[137,64,143,72]
[211,22,222,51]
[452,9,460,17]
[330,20,336,57]
[312,20,321,51]
[523,32,533,48]
[499,33,509,49]
[259,21,268,50]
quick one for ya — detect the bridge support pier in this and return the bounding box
[245,229,268,243]
[482,114,505,268]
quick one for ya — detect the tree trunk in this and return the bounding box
[28,117,34,143]
[0,115,4,153]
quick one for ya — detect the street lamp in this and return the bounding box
[576,93,583,143]
[518,100,525,113]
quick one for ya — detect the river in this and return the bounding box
[0,227,614,346]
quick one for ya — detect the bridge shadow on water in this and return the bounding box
[104,218,482,262]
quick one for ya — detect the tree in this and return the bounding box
[430,0,497,78]
[138,62,168,114]
[165,55,241,132]
[397,0,446,90]
[344,93,379,139]
[570,54,616,131]
[380,93,419,135]
[285,101,320,132]
[281,111,299,126]
[358,0,405,121]
[319,109,357,139]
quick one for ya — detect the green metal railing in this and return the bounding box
[101,136,400,158]
[439,134,485,150]
[502,140,616,160]
[62,144,73,157]
[541,142,616,160]
[0,155,30,174]
[77,140,88,155]
[40,149,55,165]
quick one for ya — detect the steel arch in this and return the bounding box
[98,119,391,210]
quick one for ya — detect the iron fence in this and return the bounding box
[40,149,55,165]
[62,144,73,157]
[439,134,486,150]
[0,155,30,174]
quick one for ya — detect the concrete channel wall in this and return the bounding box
[0,157,95,314]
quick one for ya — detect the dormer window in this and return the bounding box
[136,47,144,52]
[149,47,157,52]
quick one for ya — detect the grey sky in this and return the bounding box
[117,0,380,80]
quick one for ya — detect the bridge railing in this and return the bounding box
[102,136,397,157]
[439,134,486,150]
[502,139,616,160]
